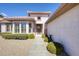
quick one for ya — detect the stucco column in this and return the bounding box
[26,23,29,34]
[19,23,21,34]
[31,23,33,33]
[42,24,44,34]
[9,25,12,32]
[12,23,14,34]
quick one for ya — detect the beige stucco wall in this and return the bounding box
[1,24,6,32]
[32,15,48,33]
[47,5,79,56]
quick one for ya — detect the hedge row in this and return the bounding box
[1,33,35,40]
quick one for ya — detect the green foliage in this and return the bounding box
[42,34,49,42]
[18,34,28,40]
[44,37,48,42]
[47,42,64,55]
[1,32,12,34]
[1,33,35,40]
[54,42,64,55]
[2,34,28,40]
[47,42,56,54]
[42,34,46,38]
[28,34,35,39]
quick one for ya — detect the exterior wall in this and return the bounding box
[34,16,48,33]
[33,16,48,33]
[47,5,79,55]
[1,24,6,32]
[29,13,49,33]
[33,16,48,24]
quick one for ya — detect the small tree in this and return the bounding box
[0,14,4,18]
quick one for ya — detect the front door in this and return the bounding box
[36,24,42,33]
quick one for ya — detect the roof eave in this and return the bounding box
[46,3,79,24]
[4,17,35,21]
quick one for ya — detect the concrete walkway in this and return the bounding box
[27,34,56,56]
[0,36,35,56]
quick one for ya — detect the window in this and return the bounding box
[6,24,10,32]
[15,23,19,33]
[21,22,26,33]
[37,17,41,20]
[29,23,32,33]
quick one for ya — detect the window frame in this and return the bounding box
[21,22,26,33]
[14,23,19,33]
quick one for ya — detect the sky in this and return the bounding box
[0,3,60,17]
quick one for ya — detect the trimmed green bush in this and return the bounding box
[15,34,28,40]
[42,34,46,38]
[44,37,48,42]
[47,42,56,54]
[1,32,12,34]
[2,34,28,40]
[28,34,35,39]
[42,34,49,42]
[47,42,64,55]
[1,33,35,40]
[54,42,64,55]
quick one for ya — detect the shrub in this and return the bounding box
[54,42,64,55]
[2,34,13,39]
[1,33,35,40]
[47,42,64,55]
[42,34,46,38]
[2,34,28,40]
[15,34,28,40]
[44,37,48,42]
[47,42,56,54]
[28,34,35,39]
[42,34,49,42]
[1,32,12,34]
[1,32,12,36]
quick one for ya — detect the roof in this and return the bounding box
[0,16,35,23]
[46,3,79,24]
[0,18,11,23]
[4,16,35,21]
[27,11,51,15]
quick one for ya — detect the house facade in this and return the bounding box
[0,11,50,34]
[46,4,79,55]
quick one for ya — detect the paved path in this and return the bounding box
[27,34,56,56]
[0,36,35,56]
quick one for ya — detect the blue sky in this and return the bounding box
[0,3,60,17]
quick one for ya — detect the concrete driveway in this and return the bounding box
[0,36,35,56]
